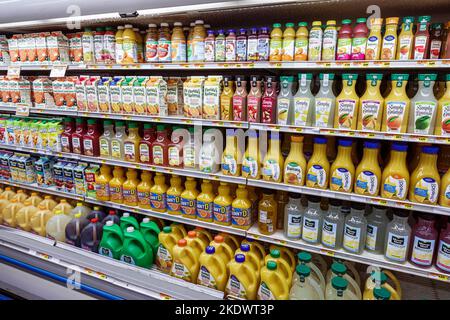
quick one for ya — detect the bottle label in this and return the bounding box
[269,39,282,61]
[330,168,352,192]
[146,39,158,62]
[383,175,407,200]
[157,39,171,62]
[199,151,214,173]
[150,192,166,210]
[72,137,81,153]
[116,42,124,63]
[287,213,302,238]
[262,159,281,181]
[99,247,113,258]
[110,185,123,202]
[247,38,258,61]
[257,38,269,61]
[308,29,322,61]
[413,35,428,60]
[222,154,238,175]
[152,145,164,165]
[111,140,122,158]
[284,162,303,185]
[293,97,310,126]
[61,136,70,151]
[122,40,138,63]
[139,144,150,163]
[413,101,437,134]
[413,177,439,204]
[355,171,378,195]
[124,142,136,162]
[294,38,308,61]
[385,101,407,132]
[168,146,180,166]
[365,35,380,60]
[232,96,245,121]
[197,265,217,289]
[167,194,181,212]
[123,187,138,205]
[83,138,93,155]
[120,254,136,265]
[314,98,333,127]
[81,35,94,62]
[351,37,367,60]
[277,98,290,125]
[171,261,191,281]
[184,146,195,168]
[236,39,247,61]
[386,232,409,262]
[232,207,251,228]
[398,36,412,60]
[411,236,436,266]
[322,221,337,248]
[437,240,450,272]
[361,100,381,130]
[259,210,274,233]
[213,203,231,224]
[302,217,319,243]
[336,38,352,60]
[99,138,110,157]
[282,38,294,61]
[381,35,396,60]
[444,184,450,207]
[225,39,236,61]
[181,197,196,217]
[171,40,186,62]
[306,164,327,188]
[156,244,172,273]
[247,95,261,122]
[439,103,450,136]
[137,190,150,207]
[337,99,357,129]
[96,182,110,198]
[193,40,205,61]
[257,281,275,300]
[365,224,378,251]
[215,39,226,61]
[261,97,275,123]
[343,225,362,252]
[226,275,247,299]
[242,156,259,179]
[322,29,337,60]
[197,200,213,220]
[204,39,215,62]
[430,40,442,59]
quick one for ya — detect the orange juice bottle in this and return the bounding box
[357,73,384,131]
[409,146,440,204]
[109,166,125,204]
[381,17,399,60]
[157,226,182,273]
[124,122,141,162]
[167,175,183,215]
[439,167,450,206]
[115,26,124,63]
[150,172,167,212]
[262,132,284,183]
[241,238,266,266]
[365,18,383,60]
[232,185,252,229]
[123,168,139,207]
[306,137,330,189]
[96,164,112,201]
[171,22,186,62]
[330,139,355,193]
[209,235,234,262]
[282,23,296,61]
[198,245,228,291]
[235,243,261,277]
[334,73,359,130]
[257,261,290,300]
[269,23,283,61]
[226,254,258,299]
[283,135,306,185]
[213,182,233,226]
[180,177,199,219]
[258,189,277,235]
[196,180,215,222]
[381,143,410,200]
[354,141,382,196]
[137,171,152,209]
[294,22,309,61]
[122,24,138,64]
[171,239,200,283]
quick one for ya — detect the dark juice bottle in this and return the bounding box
[83,119,100,156]
[71,118,86,154]
[61,117,75,153]
[139,123,155,164]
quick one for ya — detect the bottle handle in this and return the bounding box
[383,270,402,300]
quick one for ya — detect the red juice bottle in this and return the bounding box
[152,124,169,166]
[247,75,262,123]
[337,19,352,60]
[413,15,432,60]
[61,117,75,153]
[83,119,101,156]
[261,76,278,123]
[410,214,438,268]
[232,75,248,121]
[168,126,185,168]
[138,123,156,164]
[436,218,450,273]
[71,118,86,154]
[351,17,369,60]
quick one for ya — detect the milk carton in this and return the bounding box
[145,76,167,116]
[167,77,184,116]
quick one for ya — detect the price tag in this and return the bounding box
[320,249,335,257]
[97,272,107,280]
[279,240,287,245]
[85,268,94,275]
[50,64,67,78]
[402,203,413,209]
[160,293,173,300]
[429,272,449,282]
[16,104,30,116]
[7,65,20,78]
[135,164,141,169]
[295,127,303,132]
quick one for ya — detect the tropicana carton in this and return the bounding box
[7,35,19,64]
[97,77,112,113]
[63,77,77,111]
[121,76,136,114]
[133,76,149,115]
[46,31,70,64]
[110,76,124,114]
[86,76,101,112]
[202,75,223,120]
[146,76,168,116]
[183,76,205,118]
[75,76,89,111]
[9,77,31,106]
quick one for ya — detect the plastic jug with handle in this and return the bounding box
[29,203,53,236]
[185,231,207,257]
[209,235,234,263]
[40,195,58,211]
[86,206,107,221]
[264,249,293,285]
[140,217,160,255]
[99,220,124,259]
[0,194,10,224]
[289,265,325,300]
[2,199,24,228]
[325,262,362,299]
[197,246,228,291]
[171,238,200,282]
[52,199,73,215]
[269,244,296,273]
[170,222,187,238]
[120,212,139,232]
[312,253,329,277]
[157,226,182,273]
[363,270,401,300]
[120,226,153,268]
[294,252,326,292]
[194,227,213,244]
[241,238,265,265]
[226,254,258,300]
[219,232,241,252]
[69,202,91,218]
[1,187,16,200]
[80,218,103,252]
[326,277,359,300]
[46,210,72,241]
[326,258,361,288]
[235,243,261,280]
[258,261,290,300]
[65,213,90,247]
[101,209,121,225]
[11,190,28,203]
[15,199,38,231]
[28,192,43,207]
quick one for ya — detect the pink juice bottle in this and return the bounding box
[351,17,369,60]
[436,218,450,273]
[336,19,353,60]
[261,76,278,124]
[410,214,438,268]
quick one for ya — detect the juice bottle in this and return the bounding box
[294,22,309,61]
[95,164,112,201]
[196,180,215,222]
[69,202,91,218]
[145,24,158,62]
[232,185,252,229]
[134,28,144,63]
[171,22,186,62]
[139,123,155,164]
[120,226,153,268]
[262,132,284,183]
[46,210,72,242]
[330,139,355,192]
[325,276,358,300]
[396,17,415,60]
[171,239,200,283]
[99,220,124,259]
[409,73,438,134]
[123,168,139,207]
[334,73,359,130]
[122,24,138,64]
[82,27,95,63]
[382,74,410,133]
[222,129,241,176]
[86,206,106,221]
[2,199,23,228]
[111,121,127,160]
[119,212,139,231]
[124,122,141,162]
[357,73,384,131]
[198,245,228,291]
[313,73,336,127]
[115,26,124,64]
[157,23,171,63]
[258,189,277,235]
[257,27,270,61]
[365,18,383,60]
[247,75,263,123]
[213,182,233,226]
[226,254,258,299]
[104,26,116,63]
[60,118,74,153]
[261,76,278,124]
[236,28,247,61]
[192,20,206,62]
[277,76,295,125]
[186,22,195,62]
[39,196,58,211]
[82,119,100,157]
[283,135,306,185]
[320,199,344,249]
[157,226,181,273]
[152,125,169,166]
[99,120,114,158]
[325,262,361,299]
[409,214,438,267]
[435,74,450,136]
[65,213,90,247]
[1,187,15,201]
[290,265,324,300]
[185,230,207,257]
[247,28,258,61]
[302,196,324,244]
[293,73,314,126]
[232,76,248,121]
[409,146,440,204]
[180,177,198,219]
[150,172,167,212]
[204,30,215,62]
[436,218,450,273]
[308,21,323,61]
[242,130,260,180]
[283,193,303,240]
[365,206,389,253]
[354,141,381,196]
[381,17,399,60]
[183,127,197,169]
[351,18,369,60]
[71,118,85,154]
[269,23,283,61]
[220,76,234,120]
[12,190,28,203]
[381,143,410,200]
[282,23,295,61]
[264,249,293,285]
[210,235,234,262]
[430,23,444,59]
[199,129,222,173]
[167,175,183,215]
[306,136,330,189]
[109,166,126,204]
[28,193,43,207]
[343,202,367,254]
[384,211,411,263]
[214,29,226,62]
[322,20,337,61]
[363,270,402,300]
[29,204,54,237]
[258,261,290,300]
[336,19,352,60]
[413,16,432,60]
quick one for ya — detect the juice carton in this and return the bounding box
[8,154,19,182]
[0,152,12,181]
[97,77,112,113]
[167,77,184,116]
[15,155,25,182]
[19,120,30,147]
[47,120,63,151]
[74,163,88,195]
[63,161,76,193]
[133,76,149,115]
[0,77,9,104]
[202,76,222,120]
[146,76,168,116]
[53,161,65,191]
[7,35,20,64]
[0,117,6,144]
[121,76,136,114]
[183,76,205,118]
[35,157,53,187]
[35,32,49,64]
[32,78,55,108]
[36,121,49,150]
[17,35,27,63]
[0,35,11,65]
[29,120,40,148]
[26,33,38,64]
[110,76,124,114]
[47,31,70,64]
[17,155,35,184]
[68,32,83,63]
[63,77,77,111]
[13,118,22,146]
[52,78,66,109]
[75,76,89,111]
[6,118,14,145]
[84,164,99,198]
[10,78,31,105]
[86,76,100,112]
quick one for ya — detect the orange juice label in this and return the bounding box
[198,265,217,289]
[383,175,407,199]
[167,194,181,212]
[337,99,357,129]
[226,275,247,299]
[181,198,196,217]
[156,244,172,273]
[213,204,231,224]
[330,168,352,191]
[183,77,205,118]
[203,76,222,119]
[146,76,168,116]
[110,80,123,113]
[439,103,450,136]
[110,186,123,202]
[150,192,166,210]
[360,100,382,130]
[167,78,184,116]
[257,282,275,300]
[306,165,327,188]
[385,101,407,132]
[355,171,378,195]
[171,261,192,281]
[413,178,439,203]
[196,201,213,220]
[137,190,150,207]
[98,78,112,112]
[123,187,138,205]
[232,207,251,228]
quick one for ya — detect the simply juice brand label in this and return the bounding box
[197,266,217,289]
[385,101,407,132]
[439,103,450,136]
[277,98,290,125]
[361,100,381,130]
[355,170,378,195]
[398,36,413,60]
[315,98,333,127]
[293,97,310,126]
[413,101,437,134]
[411,236,435,266]
[302,217,320,243]
[413,35,428,60]
[413,177,439,204]
[226,275,247,299]
[284,162,303,185]
[386,233,408,262]
[330,168,352,191]
[351,37,367,60]
[168,146,181,167]
[337,99,356,129]
[171,261,191,282]
[306,165,327,188]
[343,225,362,253]
[383,175,407,199]
[322,221,337,248]
[262,159,281,181]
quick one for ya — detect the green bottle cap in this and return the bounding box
[157,124,166,131]
[280,76,295,82]
[297,251,312,263]
[295,264,310,277]
[270,249,281,258]
[331,262,347,276]
[402,16,414,23]
[285,23,295,28]
[370,271,388,284]
[87,119,96,125]
[298,73,313,80]
[103,120,113,125]
[391,74,409,81]
[128,122,138,128]
[418,15,431,23]
[356,18,366,23]
[115,120,125,126]
[273,23,282,28]
[374,287,391,300]
[319,73,335,80]
[267,261,277,270]
[342,19,352,25]
[298,22,308,27]
[163,226,172,233]
[143,123,152,129]
[418,73,437,81]
[75,118,83,124]
[331,276,348,290]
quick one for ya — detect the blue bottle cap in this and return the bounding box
[314,136,327,144]
[364,141,380,149]
[235,254,245,263]
[206,246,215,254]
[240,244,250,252]
[338,139,353,147]
[391,143,408,152]
[422,146,439,154]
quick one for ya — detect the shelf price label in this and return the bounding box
[429,272,449,282]
[160,293,173,300]
[16,104,30,116]
[320,249,335,257]
[49,64,68,78]
[7,65,21,78]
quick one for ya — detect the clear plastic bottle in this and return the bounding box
[343,202,367,254]
[313,73,336,128]
[408,73,438,135]
[283,193,303,240]
[384,210,411,263]
[289,265,325,300]
[365,206,389,254]
[293,73,315,126]
[302,196,324,244]
[322,198,345,250]
[277,76,295,125]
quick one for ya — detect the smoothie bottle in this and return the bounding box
[236,28,248,62]
[215,29,226,62]
[261,76,278,124]
[232,76,248,121]
[247,75,262,123]
[322,20,337,61]
[357,73,384,131]
[282,23,295,61]
[171,22,186,62]
[269,23,283,61]
[336,19,352,60]
[152,125,169,166]
[313,73,336,127]
[408,73,438,135]
[410,214,438,267]
[334,73,359,130]
[381,17,399,60]
[204,30,215,62]
[308,21,323,61]
[365,18,383,60]
[382,74,410,133]
[225,29,237,62]
[294,22,309,61]
[293,73,314,126]
[413,16,432,60]
[351,18,368,60]
[192,20,206,62]
[396,17,415,60]
[258,27,270,61]
[247,28,258,61]
[381,143,410,200]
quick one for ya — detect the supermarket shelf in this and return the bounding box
[0,144,79,160]
[246,179,450,216]
[246,225,450,284]
[0,180,83,201]
[0,225,223,299]
[85,197,248,237]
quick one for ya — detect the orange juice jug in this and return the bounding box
[180,177,198,219]
[355,141,381,196]
[381,17,399,60]
[258,189,277,235]
[435,74,450,136]
[334,73,359,130]
[258,261,290,300]
[194,227,213,244]
[170,222,187,238]
[96,164,112,201]
[12,190,28,203]
[52,199,74,215]
[209,235,234,262]
[241,238,266,265]
[306,136,330,189]
[196,180,215,222]
[213,182,233,226]
[226,254,258,299]
[1,187,16,200]
[294,22,309,61]
[38,195,58,211]
[171,22,186,62]
[232,185,252,229]
[365,18,383,60]
[198,245,228,291]
[269,23,283,61]
[2,199,24,228]
[382,74,410,133]
[122,24,138,64]
[262,132,284,183]
[166,175,183,215]
[409,146,440,204]
[30,203,53,236]
[282,23,295,61]
[123,168,139,207]
[185,230,208,256]
[264,249,293,285]
[330,139,355,192]
[219,233,240,252]
[150,172,167,212]
[171,239,200,283]
[357,73,384,131]
[268,244,296,273]
[381,143,410,200]
[28,192,43,207]
[124,122,141,162]
[109,166,126,204]
[0,196,10,225]
[137,171,152,209]
[283,135,306,185]
[439,167,450,206]
[16,199,39,231]
[157,226,182,273]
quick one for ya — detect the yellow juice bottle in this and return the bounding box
[1,187,16,200]
[439,167,450,206]
[123,122,141,162]
[434,74,450,136]
[123,168,139,207]
[258,189,278,235]
[150,172,168,212]
[12,190,28,203]
[381,143,410,200]
[381,17,399,60]
[242,130,260,179]
[185,230,207,257]
[306,137,330,189]
[171,239,200,283]
[396,17,415,60]
[232,185,252,230]
[95,164,112,201]
[355,141,382,196]
[222,129,242,177]
[167,175,183,215]
[262,132,284,183]
[269,23,283,61]
[180,177,199,219]
[241,238,266,266]
[283,135,306,185]
[330,139,355,192]
[218,233,241,252]
[236,243,261,280]
[157,226,181,273]
[282,22,295,61]
[209,235,234,262]
[257,261,290,300]
[198,245,229,291]
[357,73,384,131]
[170,222,187,238]
[220,77,234,120]
[226,254,259,299]
[294,22,309,61]
[109,166,126,204]
[334,73,359,130]
[137,171,152,209]
[382,74,411,133]
[196,180,215,222]
[409,146,440,204]
[213,182,233,226]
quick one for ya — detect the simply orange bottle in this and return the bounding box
[294,22,309,61]
[269,23,283,61]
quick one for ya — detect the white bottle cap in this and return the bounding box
[124,24,133,28]
[195,20,204,25]
[142,217,150,223]
[205,24,211,29]
[133,28,139,31]
[148,23,157,28]
[106,220,114,226]
[190,22,195,27]
[123,212,130,217]
[160,22,169,27]
[127,226,134,233]
[117,26,124,30]
[174,22,182,27]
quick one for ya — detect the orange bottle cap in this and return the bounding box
[188,230,197,238]
[178,239,187,246]
[291,135,304,142]
[214,235,224,243]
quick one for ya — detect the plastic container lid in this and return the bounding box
[319,73,335,80]
[291,135,304,142]
[418,73,437,81]
[235,254,245,263]
[106,220,114,226]
[103,120,113,125]
[115,120,125,126]
[285,23,295,28]
[288,192,301,199]
[364,141,380,149]
[126,226,134,232]
[402,16,414,23]
[312,21,322,27]
[108,210,116,215]
[206,246,215,254]
[267,261,277,270]
[314,136,327,144]
[128,122,138,128]
[148,23,157,28]
[142,217,150,223]
[163,226,172,233]
[391,74,409,81]
[331,262,347,276]
[188,230,197,238]
[270,249,281,258]
[174,22,182,27]
[308,195,321,203]
[228,29,236,33]
[297,251,312,263]
[338,139,353,147]
[374,287,391,300]
[370,271,387,284]
[422,146,439,154]
[356,18,367,23]
[418,16,431,23]
[391,143,408,152]
[122,212,130,217]
[332,276,348,290]
[178,239,187,246]
[296,264,310,277]
[326,20,336,25]
[75,118,84,124]
[352,201,366,211]
[341,19,352,24]
[156,124,166,131]
[298,73,313,80]
[214,235,224,243]
[195,20,204,25]
[124,24,133,28]
[74,213,81,218]
[239,28,247,34]
[272,23,282,28]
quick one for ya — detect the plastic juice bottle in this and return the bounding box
[235,28,247,61]
[137,171,152,209]
[413,16,432,60]
[93,27,105,63]
[46,210,72,242]
[365,206,389,253]
[409,214,438,267]
[150,172,167,212]
[409,146,440,204]
[334,73,359,130]
[257,27,270,61]
[214,29,225,62]
[156,226,180,273]
[98,220,124,259]
[241,238,266,265]
[182,127,196,169]
[257,189,277,235]
[382,74,410,133]
[60,118,74,153]
[222,129,241,176]
[185,230,207,257]
[365,18,383,60]
[95,164,112,201]
[82,27,95,63]
[122,24,137,64]
[290,265,324,300]
[213,182,233,226]
[342,202,367,254]
[198,245,229,291]
[122,168,139,207]
[262,132,284,183]
[269,23,283,61]
[281,23,295,61]
[138,123,155,164]
[363,270,401,300]
[261,76,278,123]
[381,17,399,60]
[180,177,198,219]
[29,203,52,236]
[199,129,222,173]
[436,219,450,273]
[145,24,159,62]
[313,73,336,127]
[104,26,116,63]
[242,130,260,179]
[71,118,85,154]
[322,20,337,61]
[99,120,114,158]
[157,23,171,63]
[308,21,323,61]
[231,185,252,229]
[12,190,28,203]
[82,119,100,157]
[65,213,90,247]
[119,212,139,232]
[357,73,384,131]
[140,217,160,254]
[196,180,215,222]
[186,22,195,62]
[52,199,72,215]
[409,73,438,134]
[247,75,262,123]
[204,30,215,62]
[336,19,352,60]
[109,166,125,204]
[283,193,303,240]
[110,121,127,160]
[283,135,306,185]
[123,122,141,162]
[354,141,381,196]
[37,196,57,212]
[191,227,211,245]
[247,28,258,61]
[430,23,444,59]
[381,143,409,200]
[351,18,369,60]
[396,17,415,60]
[277,76,294,125]
[306,136,329,189]
[220,76,234,120]
[325,262,361,299]
[320,199,344,249]
[115,26,124,64]
[208,235,233,263]
[166,175,183,215]
[86,207,106,221]
[120,226,153,268]
[326,277,359,300]
[384,211,411,263]
[264,249,293,284]
[192,20,206,62]
[171,22,186,62]
[435,74,450,136]
[2,199,23,228]
[302,196,323,244]
[171,238,200,282]
[257,261,290,300]
[294,73,314,126]
[232,75,247,121]
[440,166,450,206]
[1,187,16,200]
[152,125,169,166]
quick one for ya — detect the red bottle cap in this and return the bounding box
[91,218,99,223]
[214,235,224,243]
[178,239,187,247]
[188,231,197,238]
